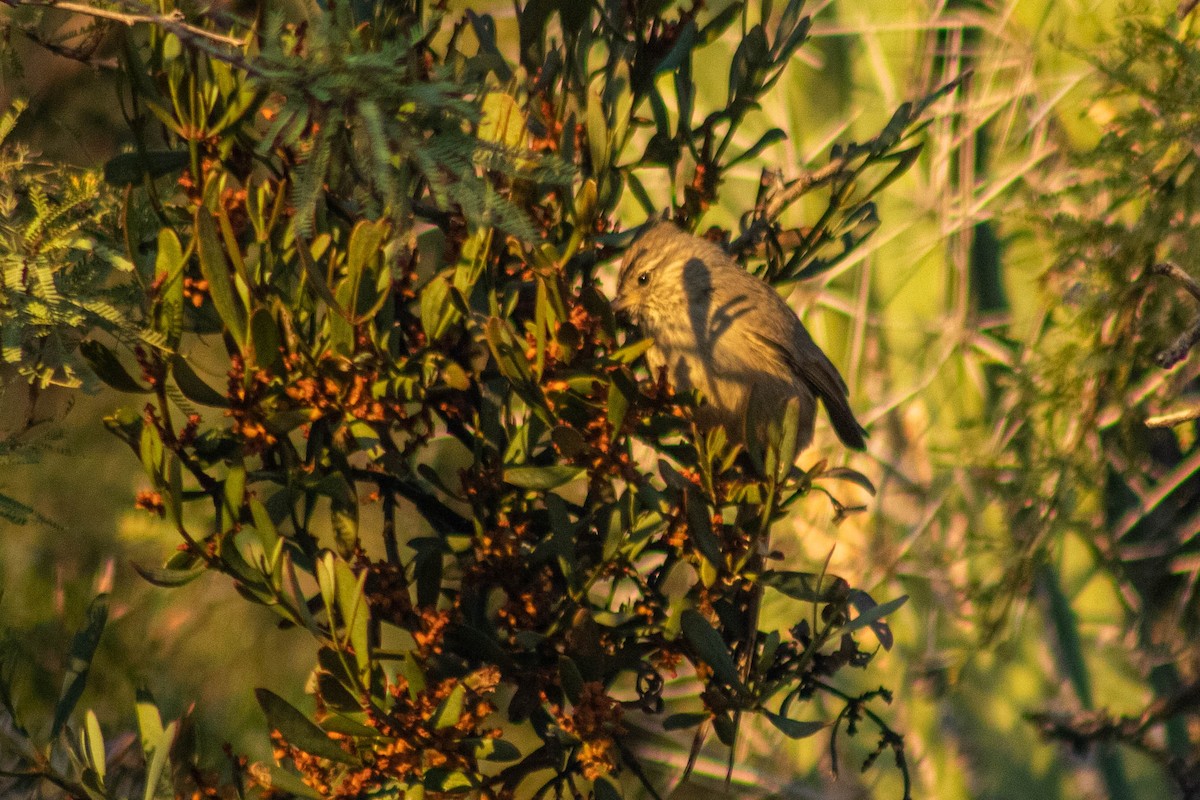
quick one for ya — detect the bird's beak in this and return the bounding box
[611,293,630,314]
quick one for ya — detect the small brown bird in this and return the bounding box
[612,221,866,454]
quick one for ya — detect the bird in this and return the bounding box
[611,220,866,455]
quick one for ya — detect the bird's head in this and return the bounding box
[612,221,696,324]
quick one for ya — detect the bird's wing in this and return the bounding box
[749,327,867,450]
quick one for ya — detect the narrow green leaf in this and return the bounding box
[684,489,723,569]
[842,593,908,640]
[171,356,230,407]
[333,560,370,680]
[82,710,105,780]
[80,340,149,393]
[155,228,185,348]
[195,207,246,345]
[249,308,284,374]
[594,775,623,800]
[143,720,177,800]
[433,684,466,730]
[103,150,188,185]
[255,689,358,765]
[467,737,521,762]
[728,128,787,167]
[760,570,849,603]
[52,593,109,736]
[263,765,322,799]
[503,465,585,490]
[559,656,584,705]
[607,374,631,433]
[819,467,876,495]
[662,712,709,731]
[680,609,743,690]
[131,562,206,588]
[763,710,825,739]
[134,692,165,757]
[608,338,655,364]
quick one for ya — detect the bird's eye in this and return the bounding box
[637,272,650,285]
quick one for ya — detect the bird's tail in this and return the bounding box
[822,391,868,450]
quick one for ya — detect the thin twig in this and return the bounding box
[1145,404,1200,428]
[1151,262,1200,368]
[728,154,852,255]
[5,0,246,47]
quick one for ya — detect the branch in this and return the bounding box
[1145,404,1200,428]
[728,155,852,256]
[1027,680,1200,762]
[1151,261,1200,368]
[3,0,260,75]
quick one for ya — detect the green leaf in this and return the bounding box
[466,737,521,762]
[134,692,165,756]
[171,356,230,407]
[608,338,655,364]
[503,465,585,490]
[344,219,390,323]
[143,720,177,800]
[479,92,528,148]
[763,709,825,739]
[728,128,787,168]
[842,592,908,645]
[103,149,188,185]
[249,307,284,374]
[52,593,108,736]
[432,684,466,730]
[262,765,322,799]
[684,489,723,569]
[819,466,877,495]
[594,774,623,800]
[680,609,743,690]
[131,561,207,588]
[607,373,632,433]
[653,18,696,75]
[559,656,584,705]
[154,228,185,348]
[420,271,461,342]
[663,712,709,731]
[82,709,105,780]
[195,207,246,346]
[333,559,370,680]
[586,83,610,171]
[80,340,149,393]
[760,570,849,603]
[255,688,359,765]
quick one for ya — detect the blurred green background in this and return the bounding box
[3,1,1196,798]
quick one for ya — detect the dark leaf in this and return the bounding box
[503,465,585,489]
[254,689,359,765]
[663,712,709,731]
[52,593,108,736]
[80,340,149,393]
[763,709,825,739]
[103,150,188,186]
[760,570,850,603]
[680,609,743,690]
[131,562,207,588]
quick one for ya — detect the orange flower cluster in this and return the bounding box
[225,354,278,452]
[466,514,559,638]
[182,276,209,308]
[134,489,165,517]
[412,607,451,660]
[362,560,414,629]
[555,682,625,781]
[288,371,388,423]
[353,671,501,799]
[268,669,504,799]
